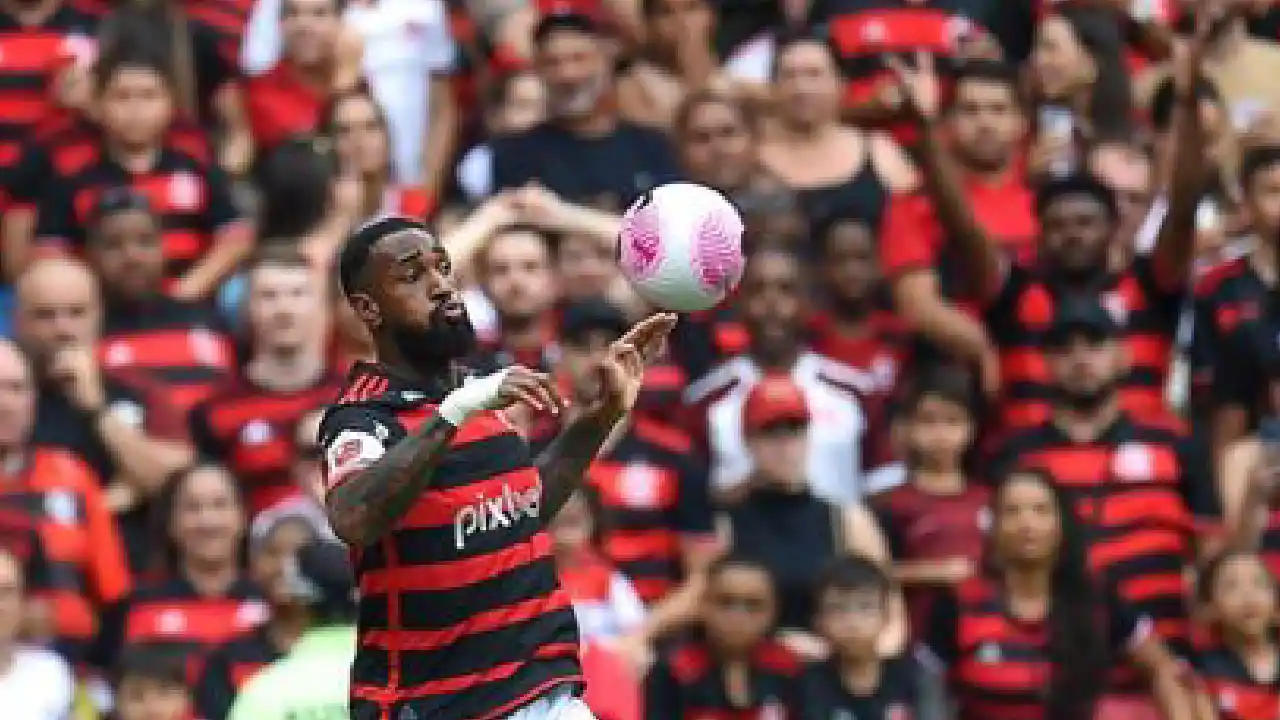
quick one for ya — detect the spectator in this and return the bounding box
[323,88,434,221]
[1218,372,1280,575]
[798,556,923,719]
[1088,140,1157,264]
[0,338,130,664]
[189,251,341,515]
[456,71,547,204]
[35,45,251,302]
[643,555,802,719]
[1029,5,1133,144]
[758,34,916,241]
[492,12,681,207]
[226,540,356,720]
[1194,145,1280,456]
[88,188,237,421]
[722,373,897,645]
[866,370,989,637]
[245,0,361,153]
[807,214,905,408]
[920,469,1192,720]
[195,508,326,720]
[0,546,74,720]
[94,464,266,675]
[1191,550,1280,719]
[549,298,717,658]
[112,647,195,720]
[683,245,877,504]
[471,226,559,370]
[895,44,1202,430]
[672,90,760,203]
[616,0,722,128]
[988,297,1215,708]
[255,137,336,256]
[550,487,647,645]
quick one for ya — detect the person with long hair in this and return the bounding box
[1191,550,1280,720]
[921,469,1193,720]
[94,464,266,674]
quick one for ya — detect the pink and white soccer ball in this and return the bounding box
[617,182,746,313]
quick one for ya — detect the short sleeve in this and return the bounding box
[203,164,244,231]
[879,193,938,278]
[318,404,406,493]
[920,588,961,667]
[672,453,715,536]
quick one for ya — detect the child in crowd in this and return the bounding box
[798,555,922,718]
[112,648,193,720]
[1193,550,1280,720]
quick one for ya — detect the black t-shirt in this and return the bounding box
[797,655,922,720]
[728,487,840,630]
[491,120,681,208]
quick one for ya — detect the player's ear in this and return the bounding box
[350,292,381,329]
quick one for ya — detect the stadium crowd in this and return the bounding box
[8,0,1280,718]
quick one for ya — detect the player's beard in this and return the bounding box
[391,312,477,374]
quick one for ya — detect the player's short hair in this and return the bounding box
[815,555,892,603]
[338,216,430,296]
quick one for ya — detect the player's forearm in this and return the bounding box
[536,412,617,519]
[326,416,459,546]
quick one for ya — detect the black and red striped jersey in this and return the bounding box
[797,655,922,720]
[194,625,284,720]
[0,504,51,591]
[983,257,1184,432]
[1195,642,1280,720]
[586,418,714,604]
[34,142,244,281]
[101,296,237,421]
[923,574,1146,720]
[0,4,98,170]
[94,574,268,678]
[319,361,582,720]
[185,0,254,67]
[190,370,343,516]
[644,638,804,719]
[1192,256,1279,424]
[987,413,1216,688]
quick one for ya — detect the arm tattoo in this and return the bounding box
[325,416,459,546]
[537,413,617,520]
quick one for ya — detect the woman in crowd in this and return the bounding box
[95,465,265,675]
[921,469,1193,720]
[644,556,803,718]
[618,0,722,128]
[758,34,915,250]
[323,89,435,223]
[1192,550,1280,720]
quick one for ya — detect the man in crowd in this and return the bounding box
[472,226,560,371]
[0,546,74,718]
[190,251,342,516]
[684,245,880,505]
[87,188,236,421]
[0,338,130,663]
[13,258,191,570]
[493,11,681,207]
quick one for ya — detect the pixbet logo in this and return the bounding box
[453,480,542,550]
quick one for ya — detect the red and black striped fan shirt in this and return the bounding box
[643,638,803,719]
[1195,642,1280,720]
[987,413,1217,689]
[319,361,582,720]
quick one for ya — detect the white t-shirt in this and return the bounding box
[0,645,74,720]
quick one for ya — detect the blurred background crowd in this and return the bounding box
[6,0,1280,718]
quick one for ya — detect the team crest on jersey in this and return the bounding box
[102,341,133,368]
[156,609,187,635]
[886,704,912,720]
[1101,291,1129,326]
[861,19,888,44]
[168,172,201,211]
[188,329,226,367]
[1112,443,1154,482]
[977,642,1002,664]
[326,431,386,479]
[235,599,269,628]
[44,491,77,525]
[976,506,993,533]
[60,34,96,65]
[241,420,273,446]
[1218,688,1236,711]
[108,400,145,429]
[620,464,660,509]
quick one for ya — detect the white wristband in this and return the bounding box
[436,369,510,426]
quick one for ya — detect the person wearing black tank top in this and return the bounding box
[798,556,923,720]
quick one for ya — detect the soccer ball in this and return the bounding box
[617,182,746,313]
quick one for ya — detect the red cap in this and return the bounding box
[743,375,810,432]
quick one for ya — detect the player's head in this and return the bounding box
[814,555,891,660]
[1036,173,1117,282]
[339,217,476,372]
[87,187,166,303]
[0,341,35,453]
[702,555,778,655]
[15,258,102,361]
[897,367,976,472]
[113,648,192,720]
[1198,550,1277,643]
[1044,296,1126,414]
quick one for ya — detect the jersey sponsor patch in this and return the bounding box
[324,430,386,489]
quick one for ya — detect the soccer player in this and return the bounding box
[320,216,676,719]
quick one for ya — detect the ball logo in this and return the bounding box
[619,190,662,280]
[453,479,543,550]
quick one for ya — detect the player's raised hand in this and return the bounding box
[589,312,679,421]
